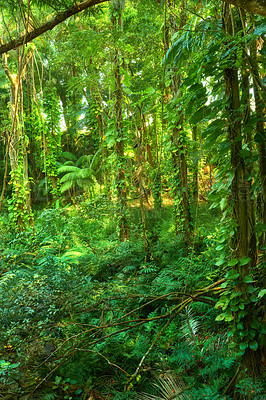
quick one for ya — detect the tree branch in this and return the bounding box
[0,0,110,55]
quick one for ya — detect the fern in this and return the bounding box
[40,393,57,400]
[58,153,99,194]
[139,372,187,400]
[180,306,200,343]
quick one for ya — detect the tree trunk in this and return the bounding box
[112,4,129,241]
[1,48,34,230]
[136,144,149,252]
[168,1,191,242]
[192,125,198,202]
[222,3,262,383]
[250,40,266,251]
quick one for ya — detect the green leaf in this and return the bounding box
[254,132,265,143]
[254,23,266,37]
[227,329,234,338]
[258,289,266,298]
[215,259,226,266]
[202,119,226,140]
[225,313,234,321]
[239,257,251,266]
[255,223,266,234]
[233,291,243,297]
[220,197,227,211]
[238,310,248,319]
[190,105,210,124]
[251,320,260,330]
[246,285,256,293]
[249,329,256,338]
[239,342,248,351]
[243,275,253,283]
[226,270,239,280]
[249,341,258,351]
[228,258,238,266]
[208,192,220,201]
[215,313,225,321]
[250,294,257,302]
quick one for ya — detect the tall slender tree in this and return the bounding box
[110,0,129,241]
[1,38,34,229]
[166,0,191,241]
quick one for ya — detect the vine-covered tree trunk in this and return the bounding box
[192,125,198,202]
[168,0,191,242]
[222,3,262,383]
[136,143,149,252]
[1,47,34,229]
[171,113,191,240]
[250,40,266,250]
[111,1,129,241]
[42,84,62,203]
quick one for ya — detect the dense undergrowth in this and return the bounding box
[0,197,265,400]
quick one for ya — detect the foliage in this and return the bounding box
[1,199,263,399]
[0,0,265,399]
[58,153,98,195]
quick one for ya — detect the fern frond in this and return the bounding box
[180,305,200,343]
[58,165,80,174]
[40,392,57,400]
[139,372,187,400]
[79,168,93,179]
[60,181,74,193]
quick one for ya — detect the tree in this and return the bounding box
[165,0,265,388]
[0,0,110,55]
[222,2,260,379]
[110,0,130,241]
[166,0,192,242]
[0,35,34,229]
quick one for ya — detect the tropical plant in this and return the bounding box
[58,152,98,195]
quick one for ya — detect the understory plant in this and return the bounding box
[0,198,265,400]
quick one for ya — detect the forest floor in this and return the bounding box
[0,197,265,400]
